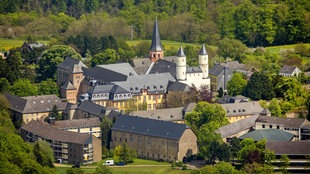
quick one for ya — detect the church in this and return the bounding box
[132,19,210,89]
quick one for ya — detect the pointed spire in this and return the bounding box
[199,44,208,55]
[150,17,163,52]
[177,46,186,57]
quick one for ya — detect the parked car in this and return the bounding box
[117,161,125,166]
[103,160,114,166]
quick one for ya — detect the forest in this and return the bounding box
[0,0,309,47]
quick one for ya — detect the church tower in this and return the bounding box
[149,18,164,62]
[176,46,186,81]
[198,44,209,79]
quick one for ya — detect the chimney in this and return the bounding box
[48,117,55,125]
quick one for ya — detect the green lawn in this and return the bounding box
[55,158,192,174]
[55,165,191,174]
[265,43,310,56]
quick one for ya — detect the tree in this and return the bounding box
[279,154,290,173]
[37,45,81,80]
[9,78,38,97]
[267,98,282,117]
[33,140,54,167]
[227,73,247,96]
[113,143,136,164]
[218,38,247,62]
[91,48,119,67]
[243,72,275,100]
[0,78,10,93]
[218,87,224,98]
[230,137,241,164]
[50,105,61,120]
[185,102,228,131]
[101,117,113,149]
[37,78,59,96]
[93,165,112,174]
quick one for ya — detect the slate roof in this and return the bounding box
[53,117,101,129]
[129,107,184,121]
[279,65,299,74]
[209,64,225,76]
[58,57,87,73]
[238,129,294,142]
[114,73,176,94]
[266,141,310,155]
[186,66,202,73]
[21,120,93,144]
[182,103,196,113]
[5,93,67,114]
[217,115,258,138]
[199,44,208,55]
[150,18,163,51]
[97,63,138,76]
[77,101,106,116]
[177,46,186,57]
[83,66,128,82]
[220,61,241,72]
[131,58,152,75]
[112,115,189,140]
[167,81,191,92]
[256,116,308,128]
[88,84,129,95]
[220,101,264,117]
[61,81,76,90]
[148,59,177,78]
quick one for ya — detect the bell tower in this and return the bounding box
[149,18,164,62]
[176,46,186,81]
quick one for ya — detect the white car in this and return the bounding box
[103,160,114,166]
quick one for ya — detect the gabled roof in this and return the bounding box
[209,64,225,76]
[114,73,175,94]
[182,103,196,113]
[279,65,299,74]
[148,59,177,78]
[266,141,310,155]
[77,101,106,116]
[22,121,93,144]
[149,18,163,52]
[239,129,294,142]
[53,117,101,129]
[97,63,137,76]
[217,115,258,138]
[131,58,152,75]
[88,84,130,95]
[57,57,87,73]
[220,101,264,117]
[256,116,308,128]
[112,115,190,140]
[167,81,191,92]
[220,61,241,72]
[61,81,76,90]
[5,93,67,114]
[129,107,184,121]
[83,66,128,82]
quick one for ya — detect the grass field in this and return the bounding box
[55,158,192,174]
[0,38,49,51]
[265,43,310,56]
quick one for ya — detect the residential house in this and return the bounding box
[20,120,102,165]
[53,117,101,138]
[220,101,267,123]
[279,65,302,77]
[4,93,67,124]
[255,116,310,141]
[110,115,198,162]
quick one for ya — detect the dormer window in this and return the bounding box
[160,85,163,89]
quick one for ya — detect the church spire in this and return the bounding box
[149,18,164,62]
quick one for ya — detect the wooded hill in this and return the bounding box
[0,0,309,47]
